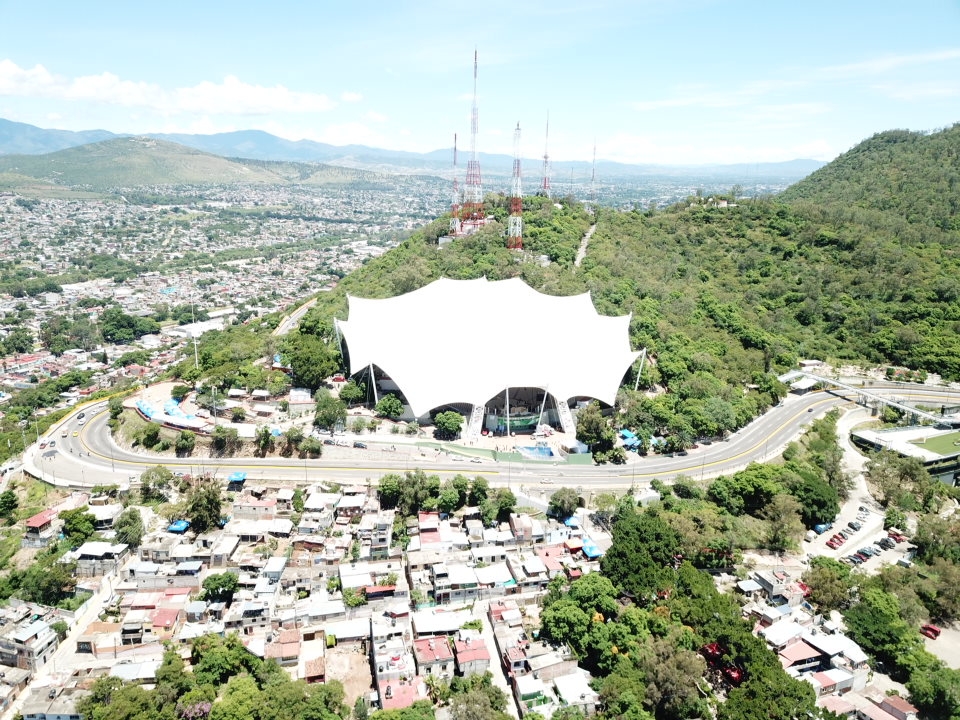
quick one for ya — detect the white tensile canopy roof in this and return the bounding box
[337,277,639,418]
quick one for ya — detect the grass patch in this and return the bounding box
[0,529,22,571]
[908,429,960,457]
[14,478,65,522]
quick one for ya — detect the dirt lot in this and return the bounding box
[325,643,373,706]
[923,625,960,669]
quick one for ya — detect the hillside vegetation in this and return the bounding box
[294,124,960,392]
[0,137,379,189]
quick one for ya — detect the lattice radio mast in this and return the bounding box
[462,50,484,227]
[540,114,551,198]
[449,133,462,236]
[507,122,523,250]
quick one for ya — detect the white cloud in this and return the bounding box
[871,80,960,101]
[630,79,808,112]
[0,60,58,95]
[823,49,960,78]
[365,111,387,122]
[0,59,335,116]
[341,91,363,102]
[174,76,334,115]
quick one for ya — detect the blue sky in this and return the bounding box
[1,0,958,164]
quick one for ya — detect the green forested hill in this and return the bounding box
[291,123,960,445]
[780,123,960,233]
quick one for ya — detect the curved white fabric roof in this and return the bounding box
[337,277,639,417]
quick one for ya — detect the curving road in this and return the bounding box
[23,381,960,491]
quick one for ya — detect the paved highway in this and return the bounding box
[23,382,960,491]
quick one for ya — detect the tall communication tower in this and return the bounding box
[449,133,462,236]
[462,50,484,228]
[540,115,551,198]
[507,122,523,250]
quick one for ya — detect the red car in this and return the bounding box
[920,624,942,640]
[826,539,840,550]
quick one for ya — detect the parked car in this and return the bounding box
[848,521,862,531]
[826,539,840,550]
[323,438,336,446]
[920,624,942,640]
[813,522,833,535]
[353,441,368,449]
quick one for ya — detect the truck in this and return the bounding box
[813,522,833,535]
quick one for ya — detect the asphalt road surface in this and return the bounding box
[24,382,960,491]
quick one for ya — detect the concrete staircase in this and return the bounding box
[556,401,576,434]
[465,404,486,442]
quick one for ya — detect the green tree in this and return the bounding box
[314,389,347,432]
[114,507,145,547]
[601,506,681,599]
[59,506,96,545]
[203,571,240,604]
[211,425,241,456]
[284,425,304,454]
[548,487,580,519]
[171,384,192,402]
[184,478,223,534]
[281,331,340,392]
[139,464,173,502]
[108,396,124,420]
[351,417,367,434]
[339,380,365,406]
[761,494,805,552]
[433,410,463,440]
[255,424,275,456]
[175,429,196,455]
[375,394,404,420]
[576,401,615,456]
[50,619,69,641]
[801,557,852,611]
[844,587,920,670]
[232,406,247,423]
[786,476,839,527]
[0,489,18,522]
[300,436,323,457]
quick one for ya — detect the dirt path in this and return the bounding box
[574,223,596,267]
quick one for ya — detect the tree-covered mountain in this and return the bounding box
[780,123,960,232]
[289,123,960,441]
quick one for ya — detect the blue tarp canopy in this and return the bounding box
[619,428,637,439]
[564,516,581,528]
[227,471,247,483]
[168,520,191,534]
[582,539,603,559]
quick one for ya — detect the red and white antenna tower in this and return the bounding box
[449,133,462,236]
[507,122,523,250]
[462,49,484,227]
[540,114,551,198]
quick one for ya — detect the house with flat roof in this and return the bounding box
[0,619,59,671]
[413,636,454,677]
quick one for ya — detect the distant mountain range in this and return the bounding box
[0,118,824,181]
[0,136,389,190]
